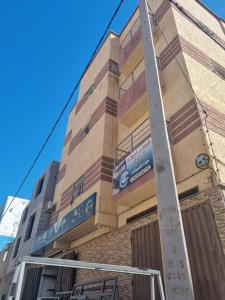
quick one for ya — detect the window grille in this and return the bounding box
[72,177,84,200]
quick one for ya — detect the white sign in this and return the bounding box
[0,196,29,237]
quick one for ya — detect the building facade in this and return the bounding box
[33,1,225,299]
[0,161,59,300]
[0,242,14,300]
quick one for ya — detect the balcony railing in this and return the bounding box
[114,118,151,167]
[119,59,145,98]
[120,17,141,49]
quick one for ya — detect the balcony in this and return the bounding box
[119,15,158,75]
[113,118,155,206]
[119,17,142,73]
[118,59,165,125]
[114,118,151,166]
[118,59,147,125]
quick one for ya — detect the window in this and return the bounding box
[127,206,157,224]
[24,213,36,241]
[13,238,21,258]
[178,186,199,201]
[72,177,84,200]
[2,250,8,262]
[78,124,90,143]
[21,206,28,224]
[35,176,45,198]
[84,84,94,99]
[109,60,119,75]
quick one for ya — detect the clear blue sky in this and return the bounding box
[0,0,224,206]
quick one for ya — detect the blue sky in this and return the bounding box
[0,0,224,207]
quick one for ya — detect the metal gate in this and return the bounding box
[132,200,225,300]
[20,267,42,300]
[54,252,77,300]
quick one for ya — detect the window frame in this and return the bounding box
[13,237,21,258]
[35,176,45,198]
[72,176,84,200]
[21,206,29,224]
[24,213,36,241]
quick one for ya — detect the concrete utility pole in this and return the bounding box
[139,0,195,299]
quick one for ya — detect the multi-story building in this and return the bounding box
[33,1,225,299]
[2,161,59,300]
[0,242,14,300]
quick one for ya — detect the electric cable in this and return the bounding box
[0,0,124,223]
[146,2,221,183]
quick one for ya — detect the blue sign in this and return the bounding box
[113,138,154,195]
[32,193,96,253]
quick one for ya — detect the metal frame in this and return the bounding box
[14,256,165,300]
[113,117,151,167]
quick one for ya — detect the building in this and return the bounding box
[0,196,29,251]
[0,242,14,300]
[0,161,59,300]
[31,0,225,299]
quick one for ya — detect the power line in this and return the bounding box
[0,0,124,223]
[147,2,221,183]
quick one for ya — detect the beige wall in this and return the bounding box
[52,0,225,250]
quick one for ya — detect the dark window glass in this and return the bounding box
[127,206,157,224]
[35,176,45,198]
[24,213,36,241]
[13,238,21,258]
[178,186,199,201]
[21,207,28,224]
[78,124,90,143]
[109,60,119,74]
[72,177,84,200]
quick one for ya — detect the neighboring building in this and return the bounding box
[0,242,14,300]
[0,161,59,300]
[27,0,225,299]
[0,196,29,251]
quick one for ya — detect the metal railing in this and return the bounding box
[120,16,141,49]
[114,118,151,167]
[119,59,145,98]
[13,256,165,300]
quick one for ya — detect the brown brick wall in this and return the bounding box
[73,185,225,299]
[75,218,153,299]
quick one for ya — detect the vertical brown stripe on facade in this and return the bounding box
[169,98,202,144]
[171,111,200,137]
[170,98,196,122]
[59,156,113,211]
[180,37,212,69]
[56,165,66,184]
[198,101,225,138]
[154,0,171,23]
[159,35,182,70]
[69,98,117,154]
[64,130,72,147]
[170,103,198,130]
[75,60,119,115]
